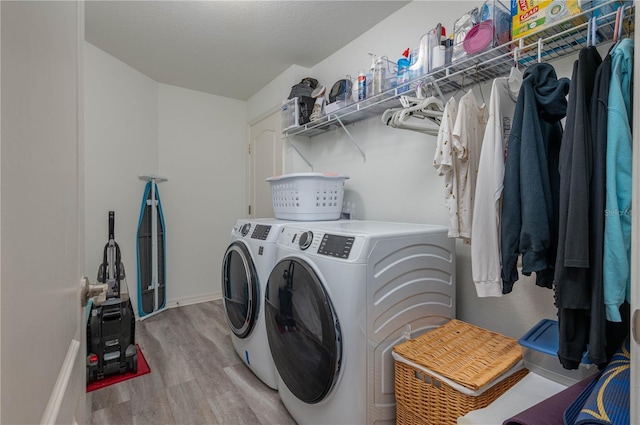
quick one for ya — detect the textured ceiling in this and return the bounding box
[85,1,410,100]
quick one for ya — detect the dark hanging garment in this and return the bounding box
[554,47,602,370]
[501,63,570,294]
[586,51,612,367]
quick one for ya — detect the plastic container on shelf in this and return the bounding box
[281,97,298,131]
[266,173,349,221]
[407,25,445,79]
[431,43,446,69]
[454,0,511,59]
[452,7,480,62]
[373,56,387,95]
[281,96,315,131]
[518,319,599,386]
[396,49,411,93]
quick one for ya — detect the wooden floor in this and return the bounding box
[89,300,296,425]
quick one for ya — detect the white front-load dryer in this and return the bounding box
[221,218,295,390]
[265,221,456,424]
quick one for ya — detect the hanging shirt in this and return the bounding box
[586,51,612,367]
[471,75,520,297]
[433,97,459,238]
[451,91,488,243]
[603,38,634,323]
[500,63,570,294]
[554,46,602,370]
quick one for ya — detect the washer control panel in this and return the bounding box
[251,224,271,240]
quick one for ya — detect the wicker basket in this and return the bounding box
[393,319,528,425]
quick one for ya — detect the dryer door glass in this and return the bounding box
[222,242,259,338]
[265,258,341,404]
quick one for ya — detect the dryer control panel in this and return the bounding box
[279,227,364,261]
[318,234,355,259]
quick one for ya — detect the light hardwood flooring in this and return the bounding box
[89,300,296,425]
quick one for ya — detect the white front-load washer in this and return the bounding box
[265,220,456,424]
[221,218,295,390]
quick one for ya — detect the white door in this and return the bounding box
[1,2,86,424]
[248,109,283,218]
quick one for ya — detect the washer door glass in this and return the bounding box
[221,242,259,338]
[265,258,341,404]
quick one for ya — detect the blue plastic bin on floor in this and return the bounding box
[518,319,598,386]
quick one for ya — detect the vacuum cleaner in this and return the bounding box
[86,211,137,383]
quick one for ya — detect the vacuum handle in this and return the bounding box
[108,211,115,240]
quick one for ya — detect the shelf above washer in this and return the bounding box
[282,0,634,139]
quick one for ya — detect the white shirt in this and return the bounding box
[452,91,488,243]
[471,75,521,297]
[433,97,459,238]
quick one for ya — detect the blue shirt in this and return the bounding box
[603,38,633,322]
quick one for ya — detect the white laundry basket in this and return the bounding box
[266,173,349,221]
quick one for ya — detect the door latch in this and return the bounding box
[633,309,640,344]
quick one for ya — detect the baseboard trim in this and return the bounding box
[40,339,80,424]
[168,292,221,307]
[137,292,221,321]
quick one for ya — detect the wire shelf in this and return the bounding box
[283,0,634,139]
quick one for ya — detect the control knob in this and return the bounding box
[299,231,313,250]
[241,223,251,236]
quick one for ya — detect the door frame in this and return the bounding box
[247,104,282,218]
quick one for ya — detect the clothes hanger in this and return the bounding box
[617,5,626,42]
[396,96,444,119]
[392,113,441,135]
[415,81,426,99]
[384,89,444,130]
[585,16,597,48]
[613,5,623,44]
[508,47,523,93]
[474,65,485,104]
[387,95,443,134]
[400,95,425,108]
[537,38,544,63]
[403,96,444,117]
[381,107,402,126]
[449,72,465,100]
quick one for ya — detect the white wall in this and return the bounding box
[157,84,246,303]
[247,1,567,339]
[84,42,158,314]
[85,43,247,313]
